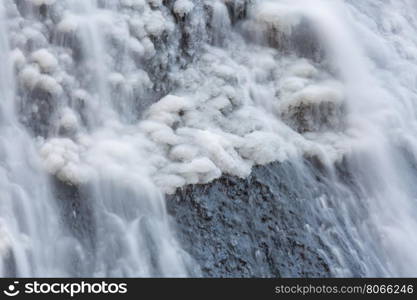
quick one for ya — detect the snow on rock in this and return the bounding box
[173,0,194,17]
[59,107,79,132]
[144,10,172,37]
[40,138,90,185]
[36,74,63,96]
[20,65,41,89]
[57,15,79,34]
[17,0,350,194]
[31,49,58,73]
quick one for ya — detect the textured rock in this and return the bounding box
[52,156,374,277]
[167,160,353,277]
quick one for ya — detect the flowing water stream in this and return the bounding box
[0,0,417,277]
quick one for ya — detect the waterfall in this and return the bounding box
[0,1,68,276]
[0,0,198,277]
[1,0,417,277]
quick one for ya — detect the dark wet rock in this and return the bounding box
[52,179,96,276]
[0,250,17,277]
[242,16,324,62]
[224,0,251,25]
[19,85,57,138]
[281,100,345,134]
[51,157,370,277]
[166,160,361,277]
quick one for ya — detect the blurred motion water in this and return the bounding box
[0,0,417,277]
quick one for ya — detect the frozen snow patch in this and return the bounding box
[173,0,194,17]
[31,49,58,73]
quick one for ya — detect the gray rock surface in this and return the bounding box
[167,160,363,277]
[53,157,370,277]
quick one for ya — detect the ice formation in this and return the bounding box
[1,0,351,194]
[173,0,194,17]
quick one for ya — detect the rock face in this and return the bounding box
[167,160,354,277]
[51,153,375,277]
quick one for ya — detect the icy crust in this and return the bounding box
[173,0,194,17]
[252,1,303,33]
[39,49,349,194]
[4,0,351,194]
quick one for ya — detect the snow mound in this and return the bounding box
[173,0,194,17]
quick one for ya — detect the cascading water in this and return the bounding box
[1,0,417,277]
[0,0,198,277]
[0,1,70,276]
